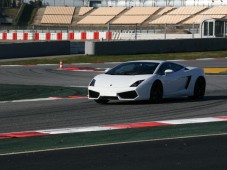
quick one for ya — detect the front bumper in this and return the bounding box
[88,87,139,100]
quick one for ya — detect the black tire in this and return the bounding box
[190,76,206,99]
[150,81,163,103]
[94,99,109,104]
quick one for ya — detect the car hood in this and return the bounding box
[93,74,152,88]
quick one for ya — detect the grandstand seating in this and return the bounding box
[77,16,115,25]
[44,6,75,15]
[111,7,160,25]
[112,15,150,24]
[89,7,126,15]
[38,6,227,26]
[123,7,160,15]
[41,15,73,24]
[167,6,207,15]
[181,6,227,24]
[78,7,93,16]
[150,15,190,24]
[200,6,227,14]
[41,6,75,24]
[156,7,175,15]
[77,7,125,25]
[183,14,225,24]
[149,6,207,25]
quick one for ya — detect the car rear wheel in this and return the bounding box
[150,81,163,103]
[190,76,206,99]
[94,99,109,104]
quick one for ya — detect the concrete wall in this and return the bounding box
[85,38,227,55]
[70,42,85,54]
[0,41,70,59]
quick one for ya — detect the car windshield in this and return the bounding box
[106,62,160,75]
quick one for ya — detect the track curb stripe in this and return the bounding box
[0,132,47,139]
[0,96,87,103]
[1,116,227,139]
[104,122,169,129]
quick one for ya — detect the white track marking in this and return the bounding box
[37,126,114,134]
[196,58,215,60]
[158,117,225,124]
[0,98,60,104]
[1,132,227,156]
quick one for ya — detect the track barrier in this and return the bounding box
[0,32,112,41]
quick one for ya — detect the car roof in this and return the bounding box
[126,60,165,64]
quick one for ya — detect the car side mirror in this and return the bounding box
[164,69,174,76]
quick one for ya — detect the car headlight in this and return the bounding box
[130,80,144,87]
[89,79,96,86]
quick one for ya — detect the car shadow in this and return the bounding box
[105,95,227,105]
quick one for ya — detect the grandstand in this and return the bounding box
[33,5,227,27]
[111,7,159,25]
[182,6,227,24]
[200,6,227,14]
[156,7,176,15]
[112,15,151,25]
[167,6,207,15]
[89,7,126,15]
[77,7,125,25]
[149,6,207,25]
[77,16,115,25]
[78,7,93,16]
[44,6,75,15]
[123,7,160,15]
[149,15,191,25]
[40,6,75,24]
[183,14,225,24]
[2,1,227,39]
[41,15,73,24]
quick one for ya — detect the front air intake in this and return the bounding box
[89,90,99,98]
[118,91,138,99]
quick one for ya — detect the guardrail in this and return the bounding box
[0,24,201,41]
[0,31,112,41]
[0,31,203,41]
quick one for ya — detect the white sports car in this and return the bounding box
[88,60,206,104]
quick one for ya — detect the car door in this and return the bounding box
[170,68,189,95]
[157,62,187,96]
[169,63,189,94]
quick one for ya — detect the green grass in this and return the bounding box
[0,51,227,65]
[1,121,227,154]
[0,84,87,101]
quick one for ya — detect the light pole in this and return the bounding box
[135,24,137,40]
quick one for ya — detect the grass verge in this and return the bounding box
[0,51,227,65]
[1,121,227,155]
[0,84,87,101]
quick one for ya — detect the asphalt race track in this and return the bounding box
[0,59,227,169]
[0,59,227,133]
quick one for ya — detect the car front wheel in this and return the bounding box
[190,76,206,99]
[150,81,163,103]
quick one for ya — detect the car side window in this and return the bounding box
[156,62,184,75]
[170,63,184,72]
[156,63,171,75]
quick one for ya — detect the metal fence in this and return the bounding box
[0,24,203,40]
[20,0,227,7]
[23,0,85,7]
[0,24,200,34]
